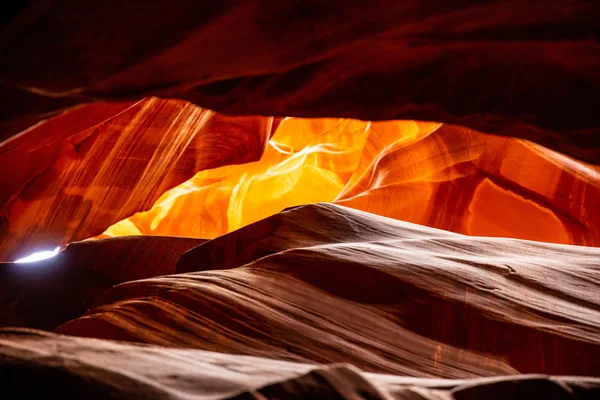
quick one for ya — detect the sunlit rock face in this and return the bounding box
[1,1,598,261]
[1,105,598,261]
[102,117,600,246]
[0,98,278,260]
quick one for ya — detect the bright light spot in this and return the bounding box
[14,247,61,263]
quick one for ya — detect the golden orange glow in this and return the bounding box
[102,118,600,246]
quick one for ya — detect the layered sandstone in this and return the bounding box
[0,2,599,398]
[0,98,278,260]
[55,204,600,377]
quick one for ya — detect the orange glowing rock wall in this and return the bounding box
[2,103,598,262]
[102,116,600,247]
[0,98,279,260]
[1,1,598,261]
[1,2,600,396]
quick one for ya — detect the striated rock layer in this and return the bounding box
[1,328,599,399]
[55,204,600,378]
[103,118,600,247]
[0,2,599,397]
[0,98,278,260]
[4,108,599,261]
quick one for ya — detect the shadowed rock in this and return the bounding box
[0,235,205,330]
[1,1,598,162]
[1,329,598,399]
[54,204,600,376]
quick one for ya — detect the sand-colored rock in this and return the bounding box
[2,329,598,399]
[57,204,600,377]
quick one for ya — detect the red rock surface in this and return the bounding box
[1,1,599,398]
[0,98,278,260]
[4,112,598,262]
[1,1,598,163]
[102,118,600,247]
[1,328,599,399]
[56,204,600,377]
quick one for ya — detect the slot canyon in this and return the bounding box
[1,1,599,399]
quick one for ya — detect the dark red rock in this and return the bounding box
[1,1,598,162]
[0,235,205,330]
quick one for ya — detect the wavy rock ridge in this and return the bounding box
[55,204,600,378]
[2,329,599,399]
[1,204,599,398]
[1,1,599,398]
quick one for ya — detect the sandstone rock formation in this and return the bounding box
[0,97,278,260]
[2,329,599,399]
[1,1,599,399]
[0,329,600,400]
[58,204,600,377]
[3,113,599,261]
[1,1,599,163]
[0,236,205,329]
[103,118,600,247]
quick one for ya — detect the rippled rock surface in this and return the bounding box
[53,204,600,377]
[1,2,599,398]
[2,329,599,399]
